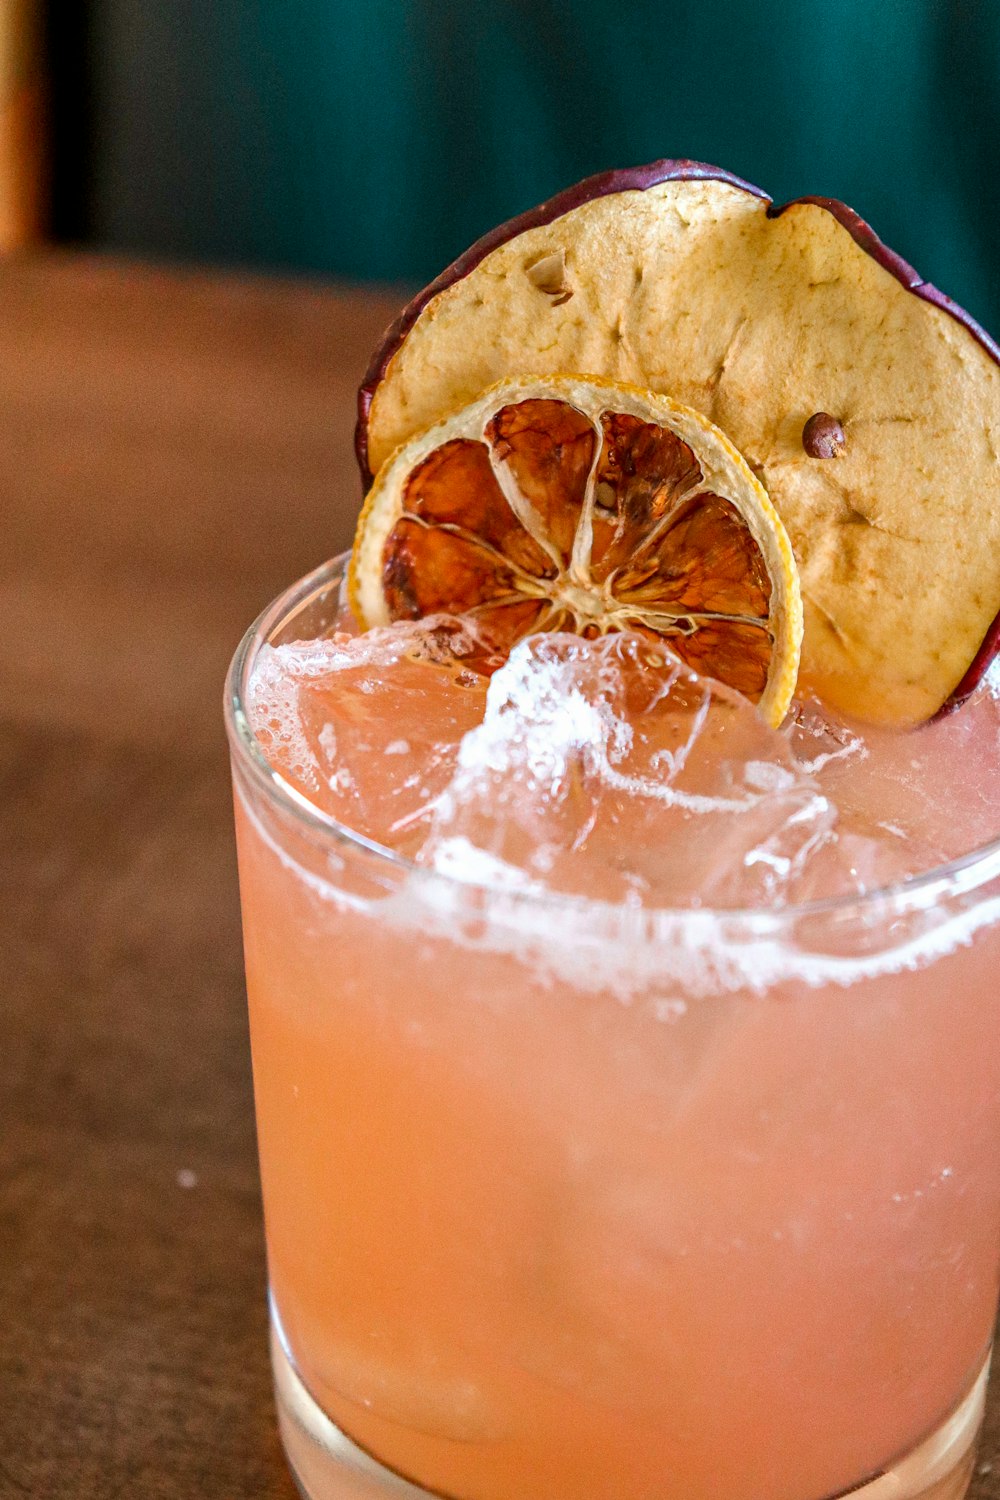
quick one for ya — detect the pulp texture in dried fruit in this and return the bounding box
[350,375,802,728]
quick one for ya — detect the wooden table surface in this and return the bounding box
[1,252,997,1498]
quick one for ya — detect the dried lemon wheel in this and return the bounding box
[350,375,802,727]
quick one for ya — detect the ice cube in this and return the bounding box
[416,632,854,907]
[246,617,489,852]
[784,699,869,778]
[786,690,999,875]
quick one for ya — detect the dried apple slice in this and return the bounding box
[356,161,1000,727]
[349,375,802,728]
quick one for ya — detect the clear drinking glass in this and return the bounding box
[225,555,1000,1500]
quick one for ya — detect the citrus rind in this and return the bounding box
[350,374,802,729]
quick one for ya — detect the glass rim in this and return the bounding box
[224,552,1000,928]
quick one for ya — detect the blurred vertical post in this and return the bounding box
[0,0,44,248]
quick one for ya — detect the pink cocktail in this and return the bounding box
[226,555,1000,1500]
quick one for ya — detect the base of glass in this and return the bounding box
[270,1314,989,1500]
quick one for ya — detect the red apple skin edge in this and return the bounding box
[354,159,1000,712]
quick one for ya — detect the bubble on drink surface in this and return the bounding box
[246,618,489,853]
[246,637,332,794]
[413,631,922,908]
[429,835,548,894]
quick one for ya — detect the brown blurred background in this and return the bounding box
[0,0,44,247]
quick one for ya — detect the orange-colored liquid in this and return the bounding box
[233,630,1000,1500]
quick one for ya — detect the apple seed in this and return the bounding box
[803,412,846,459]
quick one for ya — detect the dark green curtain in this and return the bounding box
[87,0,1000,334]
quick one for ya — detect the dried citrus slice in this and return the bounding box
[350,375,802,727]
